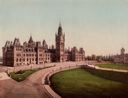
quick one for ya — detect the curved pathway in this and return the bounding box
[0,62,85,98]
[0,62,128,98]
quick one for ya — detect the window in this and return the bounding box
[16,58,18,62]
[17,54,21,57]
[19,58,21,62]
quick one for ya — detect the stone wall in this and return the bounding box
[42,62,86,98]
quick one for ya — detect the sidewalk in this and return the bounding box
[0,72,10,80]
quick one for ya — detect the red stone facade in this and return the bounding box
[2,24,85,66]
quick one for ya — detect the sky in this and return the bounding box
[0,0,128,56]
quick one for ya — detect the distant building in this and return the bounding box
[2,24,85,67]
[113,48,128,64]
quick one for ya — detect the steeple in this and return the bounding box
[28,35,34,43]
[121,47,125,55]
[58,22,63,35]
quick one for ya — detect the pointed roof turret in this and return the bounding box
[43,40,46,45]
[121,47,125,55]
[43,40,48,49]
[58,22,63,35]
[28,35,34,43]
[13,38,21,46]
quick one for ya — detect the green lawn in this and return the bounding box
[50,69,128,98]
[97,64,128,70]
[9,68,41,82]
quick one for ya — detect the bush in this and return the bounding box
[9,69,40,82]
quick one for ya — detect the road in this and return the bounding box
[0,62,128,98]
[0,62,85,98]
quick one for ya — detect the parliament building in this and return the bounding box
[113,48,128,64]
[2,24,85,67]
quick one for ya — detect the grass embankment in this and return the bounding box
[51,69,128,98]
[97,64,128,70]
[85,67,128,83]
[9,68,41,82]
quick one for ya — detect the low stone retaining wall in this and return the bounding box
[44,85,61,98]
[0,61,86,98]
[1,62,85,74]
[85,66,128,83]
[42,63,128,98]
[3,63,59,74]
[42,63,86,98]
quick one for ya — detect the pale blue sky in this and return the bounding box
[0,0,128,56]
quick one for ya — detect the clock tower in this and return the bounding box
[55,23,65,62]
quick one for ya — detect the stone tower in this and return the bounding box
[121,47,125,55]
[55,23,65,62]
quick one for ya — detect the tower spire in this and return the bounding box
[28,33,33,43]
[58,22,62,35]
[121,47,125,55]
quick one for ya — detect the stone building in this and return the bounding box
[55,23,65,62]
[113,48,128,64]
[2,24,85,67]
